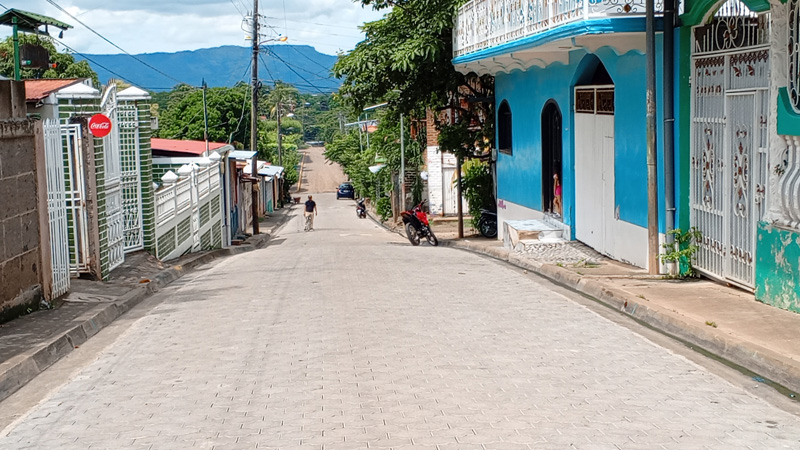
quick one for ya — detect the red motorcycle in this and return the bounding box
[401,201,438,246]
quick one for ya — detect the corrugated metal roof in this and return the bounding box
[0,8,72,32]
[24,78,83,101]
[151,138,230,156]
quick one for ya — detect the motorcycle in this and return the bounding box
[401,201,438,246]
[356,199,367,219]
[477,208,498,238]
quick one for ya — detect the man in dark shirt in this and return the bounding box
[304,195,317,231]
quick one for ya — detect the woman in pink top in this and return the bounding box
[553,173,562,217]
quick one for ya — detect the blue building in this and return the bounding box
[453,0,670,269]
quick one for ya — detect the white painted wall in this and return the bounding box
[426,146,444,215]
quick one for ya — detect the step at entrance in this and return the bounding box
[503,219,566,251]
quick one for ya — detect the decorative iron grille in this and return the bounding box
[575,89,595,113]
[789,0,800,111]
[693,0,768,55]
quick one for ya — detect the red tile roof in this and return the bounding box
[151,138,229,156]
[24,79,83,101]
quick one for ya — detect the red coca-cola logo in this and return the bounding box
[88,114,112,138]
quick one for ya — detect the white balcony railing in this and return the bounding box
[454,0,662,58]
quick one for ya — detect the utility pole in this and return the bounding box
[456,156,464,238]
[202,79,209,154]
[12,16,20,81]
[277,100,283,206]
[400,113,405,211]
[250,0,260,234]
[646,0,659,273]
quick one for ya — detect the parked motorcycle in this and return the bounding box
[356,199,367,219]
[477,208,498,238]
[401,201,438,246]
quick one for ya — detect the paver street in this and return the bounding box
[1,192,800,449]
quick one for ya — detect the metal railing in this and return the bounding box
[454,0,662,57]
[154,162,223,261]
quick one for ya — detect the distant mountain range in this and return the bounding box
[76,45,340,93]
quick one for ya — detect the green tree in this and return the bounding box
[156,83,250,145]
[333,0,494,159]
[0,35,99,86]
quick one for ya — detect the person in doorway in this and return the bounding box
[552,173,562,217]
[304,195,318,231]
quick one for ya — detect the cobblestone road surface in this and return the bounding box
[2,194,800,449]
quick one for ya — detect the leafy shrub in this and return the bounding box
[660,227,703,278]
[376,196,392,222]
[458,159,494,228]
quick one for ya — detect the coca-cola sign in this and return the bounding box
[88,114,112,138]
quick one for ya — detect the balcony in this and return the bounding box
[453,0,664,58]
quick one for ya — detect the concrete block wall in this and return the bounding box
[0,82,48,322]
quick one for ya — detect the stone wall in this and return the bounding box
[0,81,49,322]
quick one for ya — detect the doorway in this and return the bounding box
[541,101,562,216]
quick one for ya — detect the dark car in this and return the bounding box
[336,183,355,199]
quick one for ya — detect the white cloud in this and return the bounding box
[0,0,385,55]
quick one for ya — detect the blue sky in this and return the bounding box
[0,0,385,55]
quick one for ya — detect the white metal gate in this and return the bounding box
[690,0,769,288]
[62,123,91,274]
[118,103,144,252]
[101,85,125,271]
[42,120,70,298]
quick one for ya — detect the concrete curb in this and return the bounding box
[439,238,800,395]
[0,214,285,403]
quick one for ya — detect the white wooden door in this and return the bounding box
[442,166,458,215]
[574,87,615,255]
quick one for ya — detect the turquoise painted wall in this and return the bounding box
[755,222,800,313]
[495,41,667,234]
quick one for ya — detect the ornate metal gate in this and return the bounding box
[42,120,70,298]
[101,85,126,271]
[690,0,769,288]
[118,103,144,251]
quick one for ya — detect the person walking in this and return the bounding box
[304,195,318,231]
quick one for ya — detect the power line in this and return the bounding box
[229,0,246,17]
[264,47,331,80]
[51,36,138,86]
[289,45,333,73]
[45,0,191,86]
[257,54,333,92]
[262,49,328,94]
[262,16,367,31]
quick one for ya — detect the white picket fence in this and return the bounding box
[154,161,223,261]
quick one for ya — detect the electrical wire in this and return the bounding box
[50,36,139,86]
[264,47,331,80]
[289,45,334,73]
[261,16,367,31]
[261,49,329,94]
[229,0,246,17]
[258,53,328,91]
[45,0,191,86]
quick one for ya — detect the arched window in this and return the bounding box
[498,100,512,154]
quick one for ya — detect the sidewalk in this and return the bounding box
[437,234,800,396]
[0,206,297,403]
